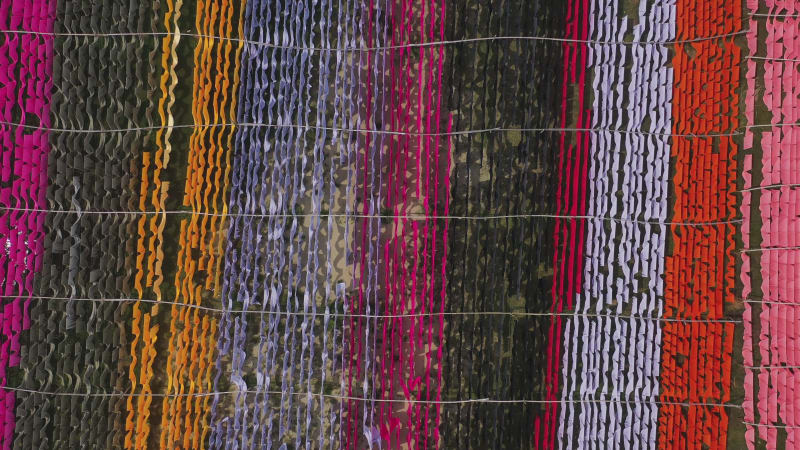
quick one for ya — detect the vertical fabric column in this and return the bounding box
[343,0,388,445]
[437,1,569,448]
[660,1,740,448]
[157,0,242,447]
[376,0,450,447]
[207,0,361,447]
[557,1,674,448]
[126,0,182,447]
[0,0,54,447]
[540,0,590,446]
[14,0,163,447]
[743,1,800,448]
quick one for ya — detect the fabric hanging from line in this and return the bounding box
[743,1,800,448]
[0,0,792,448]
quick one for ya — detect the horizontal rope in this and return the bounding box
[747,55,800,62]
[744,299,800,306]
[0,28,749,48]
[0,386,740,407]
[740,183,800,192]
[744,422,800,430]
[0,206,743,226]
[0,294,743,323]
[746,123,800,129]
[740,246,800,253]
[0,119,742,137]
[749,13,800,18]
[11,119,795,136]
[745,365,800,370]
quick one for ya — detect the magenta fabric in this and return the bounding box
[0,0,55,446]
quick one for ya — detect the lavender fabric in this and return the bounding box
[558,1,674,448]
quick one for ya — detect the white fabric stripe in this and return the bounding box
[559,1,675,448]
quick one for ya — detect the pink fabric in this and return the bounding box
[0,0,55,446]
[744,4,800,448]
[371,0,450,448]
[538,0,590,446]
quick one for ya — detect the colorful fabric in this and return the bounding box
[0,0,793,448]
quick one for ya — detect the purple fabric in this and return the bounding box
[208,0,391,445]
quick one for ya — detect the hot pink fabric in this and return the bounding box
[0,0,55,446]
[362,0,451,448]
[537,0,590,447]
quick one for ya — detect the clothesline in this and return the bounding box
[0,206,743,226]
[0,119,742,136]
[0,28,749,48]
[2,118,797,135]
[0,294,744,324]
[0,386,742,407]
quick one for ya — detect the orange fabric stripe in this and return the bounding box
[660,0,741,448]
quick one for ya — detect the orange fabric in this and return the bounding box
[659,0,740,448]
[157,0,242,447]
[125,0,182,447]
[124,303,161,450]
[133,0,182,302]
